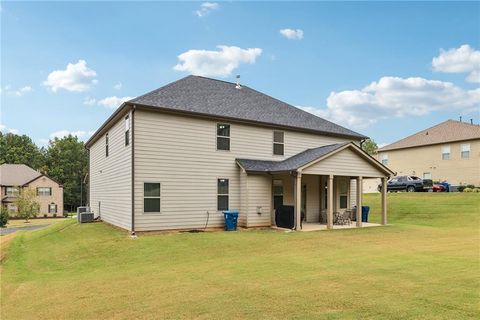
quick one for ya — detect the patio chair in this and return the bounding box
[337,211,351,225]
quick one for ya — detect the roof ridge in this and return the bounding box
[129,75,196,103]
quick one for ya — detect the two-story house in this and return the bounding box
[86,76,393,234]
[0,164,64,216]
[378,120,480,187]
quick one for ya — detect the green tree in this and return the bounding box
[45,135,88,212]
[362,139,378,156]
[0,206,9,228]
[0,132,45,170]
[16,188,40,222]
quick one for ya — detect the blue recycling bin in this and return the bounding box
[223,210,239,231]
[361,206,370,222]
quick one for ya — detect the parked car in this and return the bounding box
[378,176,433,192]
[432,184,447,192]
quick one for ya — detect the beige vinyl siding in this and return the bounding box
[89,111,132,230]
[303,148,385,178]
[238,170,248,227]
[377,139,480,186]
[303,175,320,223]
[133,110,356,231]
[246,174,271,227]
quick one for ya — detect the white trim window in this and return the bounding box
[217,178,229,211]
[216,123,230,151]
[125,115,130,146]
[461,143,470,159]
[442,145,450,160]
[37,187,52,196]
[273,179,284,210]
[106,133,109,157]
[144,183,161,213]
[423,172,432,180]
[381,153,388,165]
[5,187,19,196]
[49,203,57,214]
[273,131,284,155]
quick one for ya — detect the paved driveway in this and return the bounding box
[0,224,49,235]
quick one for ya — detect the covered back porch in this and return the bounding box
[237,142,394,230]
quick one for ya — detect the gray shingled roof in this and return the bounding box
[130,76,366,139]
[0,164,42,186]
[237,142,349,173]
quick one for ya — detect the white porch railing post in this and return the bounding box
[356,176,363,227]
[381,177,387,225]
[327,175,334,229]
[295,171,302,230]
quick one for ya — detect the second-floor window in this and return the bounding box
[37,187,52,196]
[217,123,230,151]
[273,131,284,155]
[461,143,470,159]
[5,187,19,196]
[442,145,450,160]
[381,153,389,165]
[106,133,109,157]
[125,115,130,146]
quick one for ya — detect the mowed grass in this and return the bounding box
[1,193,479,319]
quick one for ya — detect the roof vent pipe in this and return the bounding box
[470,119,473,125]
[235,75,241,89]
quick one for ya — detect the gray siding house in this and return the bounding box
[86,76,393,234]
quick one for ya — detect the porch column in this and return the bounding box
[295,171,302,230]
[356,176,363,227]
[381,177,388,225]
[327,175,333,229]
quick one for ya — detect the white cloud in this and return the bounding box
[279,28,304,40]
[114,82,122,90]
[1,85,33,97]
[174,45,262,77]
[432,44,480,83]
[298,76,480,129]
[195,2,219,17]
[97,96,135,109]
[83,96,96,105]
[0,124,19,134]
[43,60,98,92]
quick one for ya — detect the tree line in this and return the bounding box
[0,132,88,212]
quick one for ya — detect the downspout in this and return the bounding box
[131,105,136,237]
[359,138,366,149]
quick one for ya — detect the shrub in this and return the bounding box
[43,214,48,218]
[0,207,9,228]
[53,213,57,218]
[458,186,466,192]
[63,212,68,218]
[466,184,475,189]
[473,188,480,193]
[463,187,473,192]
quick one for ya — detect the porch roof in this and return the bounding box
[236,142,394,176]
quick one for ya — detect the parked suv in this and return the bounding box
[378,176,433,192]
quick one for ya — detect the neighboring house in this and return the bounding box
[0,164,64,216]
[378,120,480,187]
[86,75,393,233]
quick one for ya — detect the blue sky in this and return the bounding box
[1,1,479,147]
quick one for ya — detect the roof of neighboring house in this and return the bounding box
[0,164,42,186]
[86,76,366,148]
[379,120,480,152]
[237,142,393,175]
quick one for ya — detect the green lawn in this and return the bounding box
[1,193,479,319]
[3,217,68,229]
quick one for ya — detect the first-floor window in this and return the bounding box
[423,172,432,180]
[37,187,52,196]
[338,179,348,209]
[217,178,229,211]
[144,183,161,213]
[49,203,57,214]
[273,180,284,210]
